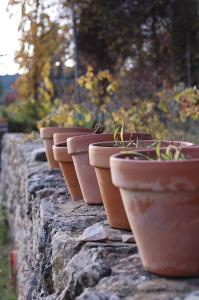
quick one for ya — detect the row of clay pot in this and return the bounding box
[89,139,193,230]
[41,127,151,206]
[40,126,198,277]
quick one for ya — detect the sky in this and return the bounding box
[0,0,21,75]
[0,0,73,76]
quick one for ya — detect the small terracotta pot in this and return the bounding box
[53,141,83,201]
[53,131,92,200]
[40,127,92,169]
[67,132,151,205]
[89,139,193,230]
[110,146,199,277]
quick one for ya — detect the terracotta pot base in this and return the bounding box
[95,167,130,229]
[121,188,199,277]
[59,160,83,201]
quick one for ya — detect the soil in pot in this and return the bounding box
[40,127,92,169]
[67,132,151,205]
[89,139,193,230]
[110,145,199,277]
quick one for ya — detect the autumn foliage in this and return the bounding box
[0,0,197,140]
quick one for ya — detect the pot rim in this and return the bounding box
[89,140,194,168]
[53,131,92,145]
[89,139,194,149]
[53,142,72,162]
[110,146,199,165]
[40,127,92,139]
[68,132,151,155]
[67,133,113,155]
[110,146,199,192]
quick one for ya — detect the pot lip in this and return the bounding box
[89,141,132,168]
[67,133,113,155]
[89,140,195,169]
[89,141,131,152]
[89,139,194,150]
[53,142,72,162]
[40,127,92,139]
[53,132,91,138]
[67,132,152,155]
[110,146,199,165]
[53,131,92,145]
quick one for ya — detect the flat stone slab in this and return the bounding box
[1,134,199,300]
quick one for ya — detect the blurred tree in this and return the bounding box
[8,0,69,104]
[170,0,199,86]
[62,1,172,70]
[8,0,199,105]
[62,0,199,90]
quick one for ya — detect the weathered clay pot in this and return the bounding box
[40,127,91,169]
[53,141,83,201]
[89,139,193,230]
[67,132,151,205]
[110,146,199,277]
[53,131,92,200]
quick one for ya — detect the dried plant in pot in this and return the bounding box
[110,145,199,277]
[89,139,193,230]
[40,127,92,169]
[67,132,151,205]
[53,132,92,201]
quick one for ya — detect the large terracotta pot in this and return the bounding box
[40,127,91,169]
[53,131,92,201]
[89,139,193,230]
[67,132,151,205]
[110,146,199,277]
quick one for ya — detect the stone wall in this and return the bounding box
[1,133,199,300]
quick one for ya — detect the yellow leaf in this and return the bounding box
[85,82,93,90]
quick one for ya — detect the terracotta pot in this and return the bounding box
[67,132,151,205]
[53,131,92,200]
[40,127,92,169]
[53,141,83,201]
[89,139,193,230]
[110,146,199,277]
